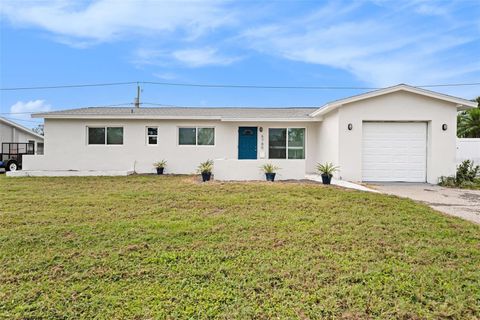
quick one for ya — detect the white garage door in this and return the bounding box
[362,122,427,182]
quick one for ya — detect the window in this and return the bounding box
[179,127,215,146]
[147,127,158,145]
[88,127,105,144]
[88,127,123,145]
[107,127,123,145]
[37,143,44,155]
[198,128,215,145]
[269,128,305,159]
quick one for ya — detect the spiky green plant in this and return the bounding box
[197,160,214,174]
[153,160,167,169]
[316,162,339,177]
[260,163,280,174]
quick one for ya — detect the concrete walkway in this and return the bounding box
[305,174,379,193]
[369,183,480,224]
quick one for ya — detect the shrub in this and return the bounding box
[153,160,167,169]
[316,162,339,177]
[438,160,479,187]
[260,163,280,174]
[197,160,214,174]
[456,160,479,182]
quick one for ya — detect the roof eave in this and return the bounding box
[309,84,478,117]
[33,114,318,122]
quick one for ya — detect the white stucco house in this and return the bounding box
[19,84,476,183]
[0,117,44,154]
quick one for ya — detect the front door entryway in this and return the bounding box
[238,127,258,159]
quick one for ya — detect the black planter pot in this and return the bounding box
[265,172,276,182]
[156,167,164,175]
[201,172,212,182]
[321,174,332,185]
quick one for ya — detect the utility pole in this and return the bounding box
[134,84,141,108]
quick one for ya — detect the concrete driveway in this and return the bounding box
[369,183,480,224]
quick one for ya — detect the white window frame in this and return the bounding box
[178,126,215,146]
[87,126,124,145]
[146,126,159,145]
[268,127,306,159]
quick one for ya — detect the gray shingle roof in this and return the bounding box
[33,107,318,119]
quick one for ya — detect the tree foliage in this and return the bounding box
[457,97,480,138]
[32,124,44,136]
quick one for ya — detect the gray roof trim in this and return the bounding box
[310,84,477,117]
[32,107,318,120]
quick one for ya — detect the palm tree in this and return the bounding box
[457,97,480,138]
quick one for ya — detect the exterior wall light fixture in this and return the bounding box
[347,123,353,131]
[442,124,448,131]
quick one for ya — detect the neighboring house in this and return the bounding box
[23,84,476,183]
[0,117,44,154]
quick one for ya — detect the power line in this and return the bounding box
[142,81,379,90]
[0,81,137,91]
[1,81,480,91]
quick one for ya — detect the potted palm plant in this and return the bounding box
[316,162,339,185]
[261,163,280,182]
[197,160,214,182]
[153,160,167,175]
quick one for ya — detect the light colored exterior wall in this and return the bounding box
[214,159,305,180]
[23,119,318,176]
[315,109,339,176]
[0,121,44,154]
[457,138,480,164]
[335,91,458,183]
[20,89,465,182]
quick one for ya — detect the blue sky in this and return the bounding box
[1,0,479,128]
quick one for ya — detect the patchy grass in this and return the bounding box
[0,175,479,319]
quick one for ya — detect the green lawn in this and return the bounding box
[1,175,479,319]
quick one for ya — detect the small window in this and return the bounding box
[37,142,44,155]
[269,128,286,159]
[147,127,158,145]
[269,128,305,159]
[88,127,105,144]
[179,128,197,145]
[198,128,215,145]
[288,128,305,159]
[178,127,215,146]
[88,127,123,145]
[107,127,123,145]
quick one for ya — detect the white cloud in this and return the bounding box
[133,47,241,68]
[240,2,480,95]
[10,100,51,120]
[172,48,240,67]
[0,0,235,45]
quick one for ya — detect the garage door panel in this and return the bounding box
[362,122,427,182]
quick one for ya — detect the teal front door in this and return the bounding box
[238,127,257,159]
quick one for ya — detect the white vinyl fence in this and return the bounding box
[457,138,480,164]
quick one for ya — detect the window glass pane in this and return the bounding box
[179,128,196,145]
[197,128,215,145]
[288,128,305,159]
[88,127,105,144]
[269,128,286,159]
[148,136,157,145]
[37,143,44,155]
[107,127,123,145]
[147,127,158,136]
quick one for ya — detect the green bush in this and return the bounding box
[439,160,480,188]
[456,159,479,182]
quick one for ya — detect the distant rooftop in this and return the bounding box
[33,106,319,120]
